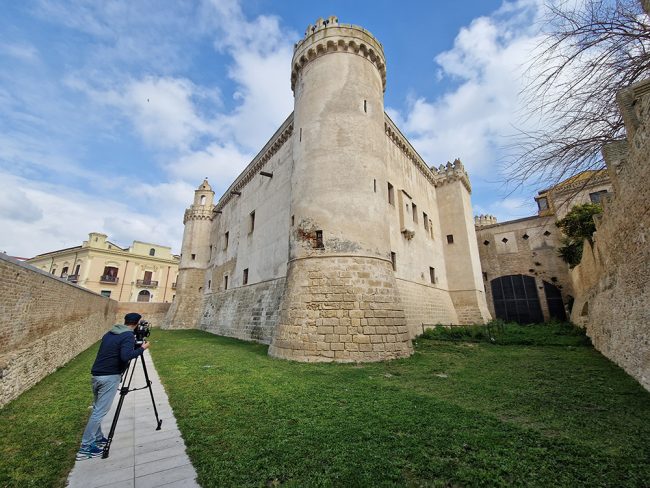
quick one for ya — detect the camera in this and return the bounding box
[134,320,151,344]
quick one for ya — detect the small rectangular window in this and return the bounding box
[224,275,228,290]
[412,203,418,223]
[291,215,295,226]
[429,219,434,238]
[423,212,429,231]
[589,190,608,204]
[243,268,249,285]
[208,280,211,290]
[315,230,324,248]
[209,245,212,260]
[387,182,394,205]
[446,234,454,244]
[100,290,111,298]
[390,252,396,271]
[191,254,196,260]
[429,267,436,284]
[224,231,229,250]
[250,211,256,233]
[364,99,367,113]
[537,197,549,211]
[373,179,377,193]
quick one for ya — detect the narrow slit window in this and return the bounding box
[390,252,396,271]
[243,268,249,285]
[364,100,367,113]
[208,280,211,290]
[423,213,429,231]
[224,231,229,250]
[412,203,418,223]
[387,182,394,205]
[224,275,228,290]
[291,215,295,226]
[429,267,436,284]
[373,179,377,193]
[299,128,302,142]
[429,219,434,238]
[315,230,324,248]
[249,210,255,233]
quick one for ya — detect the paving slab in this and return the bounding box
[67,351,200,488]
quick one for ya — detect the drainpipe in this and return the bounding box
[162,265,171,302]
[119,260,129,302]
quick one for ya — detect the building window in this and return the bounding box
[537,197,548,211]
[423,212,428,231]
[429,267,436,284]
[100,290,111,298]
[149,248,155,256]
[387,182,394,205]
[101,266,119,282]
[412,203,418,223]
[209,245,212,260]
[364,99,367,113]
[291,215,295,226]
[589,190,608,204]
[51,269,57,274]
[315,230,324,249]
[200,195,206,205]
[429,219,434,238]
[224,231,229,250]
[249,211,255,233]
[74,264,81,275]
[208,280,211,290]
[137,290,151,302]
[390,252,396,271]
[373,179,377,193]
[60,266,69,278]
[243,268,249,285]
[224,275,228,290]
[191,254,196,260]
[143,271,153,284]
[446,234,454,244]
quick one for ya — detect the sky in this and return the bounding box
[0,0,554,257]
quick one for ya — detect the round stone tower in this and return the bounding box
[268,17,412,361]
[162,178,214,329]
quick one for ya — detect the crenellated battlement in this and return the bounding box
[291,16,386,93]
[183,206,214,225]
[474,214,498,228]
[431,159,472,193]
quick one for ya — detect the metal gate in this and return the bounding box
[491,275,544,324]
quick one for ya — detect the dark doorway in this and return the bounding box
[491,275,544,324]
[543,281,567,321]
[137,290,151,302]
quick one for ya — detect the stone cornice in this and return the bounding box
[384,114,472,193]
[213,114,294,213]
[292,17,386,93]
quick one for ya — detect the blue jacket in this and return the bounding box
[91,325,144,376]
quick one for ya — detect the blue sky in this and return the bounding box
[0,0,551,257]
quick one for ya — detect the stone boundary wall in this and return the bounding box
[115,302,171,329]
[395,279,458,337]
[0,254,117,407]
[200,278,286,344]
[570,78,650,391]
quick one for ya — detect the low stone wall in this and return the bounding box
[0,254,118,407]
[115,302,170,329]
[200,277,286,344]
[570,78,650,391]
[395,278,458,337]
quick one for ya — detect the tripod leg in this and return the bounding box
[102,360,136,459]
[140,353,163,430]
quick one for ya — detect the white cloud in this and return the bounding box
[0,42,40,63]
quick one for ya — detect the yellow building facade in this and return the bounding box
[27,232,179,303]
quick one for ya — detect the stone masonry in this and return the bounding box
[0,254,118,406]
[570,77,650,391]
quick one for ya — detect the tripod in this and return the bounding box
[102,349,163,459]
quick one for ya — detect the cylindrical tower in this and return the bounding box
[162,179,215,329]
[269,17,412,361]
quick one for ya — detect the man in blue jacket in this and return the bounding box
[76,312,150,460]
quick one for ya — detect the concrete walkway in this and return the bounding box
[67,351,200,488]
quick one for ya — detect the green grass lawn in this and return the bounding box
[0,343,101,487]
[1,323,649,487]
[149,324,650,487]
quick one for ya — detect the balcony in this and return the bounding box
[100,275,119,284]
[136,279,158,288]
[67,274,79,283]
[171,282,177,289]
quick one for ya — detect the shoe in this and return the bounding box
[76,443,103,460]
[95,436,109,447]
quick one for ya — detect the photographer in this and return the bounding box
[76,312,150,460]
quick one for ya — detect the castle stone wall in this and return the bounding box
[0,254,117,407]
[570,78,650,391]
[115,302,170,329]
[200,278,286,344]
[395,278,458,336]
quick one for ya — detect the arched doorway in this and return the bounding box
[543,281,567,321]
[137,290,151,303]
[490,274,544,324]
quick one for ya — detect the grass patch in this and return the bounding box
[420,320,592,346]
[0,344,100,487]
[149,328,650,487]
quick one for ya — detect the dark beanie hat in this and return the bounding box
[124,313,142,325]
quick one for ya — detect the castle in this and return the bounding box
[163,17,491,361]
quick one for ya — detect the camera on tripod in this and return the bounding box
[134,320,151,345]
